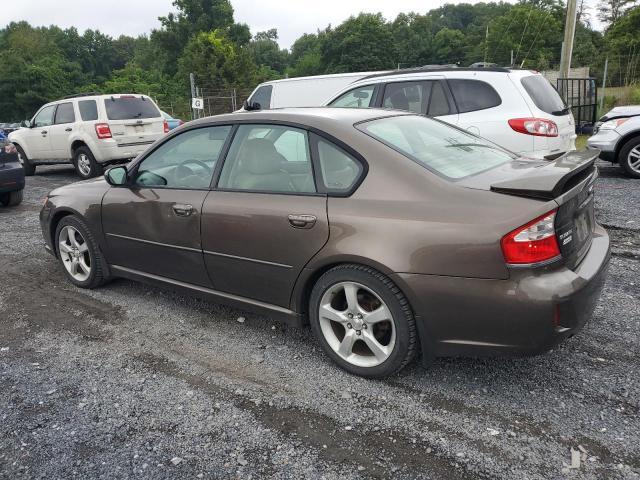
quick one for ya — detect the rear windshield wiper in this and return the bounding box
[551,106,571,116]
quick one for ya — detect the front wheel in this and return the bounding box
[55,216,108,288]
[309,264,418,378]
[619,136,640,179]
[73,146,103,179]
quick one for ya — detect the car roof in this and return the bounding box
[189,107,412,131]
[257,72,391,86]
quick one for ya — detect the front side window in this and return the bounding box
[248,85,273,109]
[78,100,98,121]
[134,126,232,189]
[218,125,315,193]
[448,79,502,113]
[358,115,515,180]
[54,102,75,124]
[329,85,376,108]
[104,96,160,120]
[383,82,428,114]
[33,105,56,128]
[317,139,363,192]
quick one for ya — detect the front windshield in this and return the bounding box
[357,115,515,180]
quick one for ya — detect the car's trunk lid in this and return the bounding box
[459,150,599,269]
[103,95,164,147]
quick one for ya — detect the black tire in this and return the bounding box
[15,145,35,176]
[0,188,23,206]
[73,146,103,179]
[309,264,417,378]
[55,215,109,289]
[618,136,640,179]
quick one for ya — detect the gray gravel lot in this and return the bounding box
[1,161,638,479]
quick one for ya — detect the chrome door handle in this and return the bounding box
[172,203,194,217]
[288,214,317,229]
[41,130,48,135]
[65,127,72,132]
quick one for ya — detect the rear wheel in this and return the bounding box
[619,136,640,179]
[73,146,103,179]
[309,264,417,378]
[15,145,35,176]
[0,188,23,206]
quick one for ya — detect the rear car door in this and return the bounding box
[378,79,459,125]
[201,123,329,308]
[102,95,165,151]
[101,125,232,286]
[48,102,76,159]
[26,105,56,159]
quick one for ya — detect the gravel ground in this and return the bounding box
[0,161,638,480]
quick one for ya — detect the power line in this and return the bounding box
[514,6,535,64]
[519,10,553,68]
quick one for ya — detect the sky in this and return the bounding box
[0,0,521,49]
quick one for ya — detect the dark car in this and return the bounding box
[0,139,24,206]
[39,108,610,378]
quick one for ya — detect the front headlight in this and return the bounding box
[599,118,628,131]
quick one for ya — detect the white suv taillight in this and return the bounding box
[163,120,170,134]
[508,118,558,137]
[95,123,112,139]
[501,210,561,265]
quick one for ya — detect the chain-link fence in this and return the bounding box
[191,86,254,119]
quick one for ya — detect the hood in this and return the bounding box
[49,176,108,197]
[599,105,640,121]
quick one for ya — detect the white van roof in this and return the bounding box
[259,71,391,86]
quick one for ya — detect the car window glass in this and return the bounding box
[359,115,514,180]
[78,100,98,121]
[521,75,567,114]
[317,139,363,192]
[104,96,160,120]
[33,105,55,128]
[134,126,231,189]
[248,85,272,109]
[54,103,75,124]
[329,85,376,108]
[448,79,502,113]
[218,125,315,193]
[427,82,451,117]
[383,82,430,114]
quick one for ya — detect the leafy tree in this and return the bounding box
[598,0,638,27]
[248,29,290,74]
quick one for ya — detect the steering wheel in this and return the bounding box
[179,159,212,173]
[173,159,213,186]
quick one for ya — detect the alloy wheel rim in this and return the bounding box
[58,226,91,281]
[628,147,640,174]
[77,154,91,176]
[318,281,396,368]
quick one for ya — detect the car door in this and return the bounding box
[101,125,233,287]
[48,102,76,159]
[201,123,329,308]
[26,105,56,159]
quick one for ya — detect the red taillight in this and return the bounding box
[508,118,558,137]
[501,210,560,265]
[95,123,112,139]
[163,120,170,133]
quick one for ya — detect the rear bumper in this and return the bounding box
[92,138,160,164]
[0,162,25,193]
[394,224,610,357]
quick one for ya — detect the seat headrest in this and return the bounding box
[239,138,284,175]
[389,90,410,110]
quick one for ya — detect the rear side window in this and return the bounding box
[521,75,567,115]
[78,100,98,121]
[316,139,363,192]
[329,85,376,108]
[448,80,501,113]
[104,96,160,120]
[249,85,273,109]
[54,103,75,124]
[427,82,451,116]
[383,82,426,114]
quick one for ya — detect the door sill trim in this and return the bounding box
[110,264,298,320]
[203,250,292,269]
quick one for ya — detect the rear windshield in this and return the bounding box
[521,75,567,115]
[104,96,161,120]
[357,115,515,180]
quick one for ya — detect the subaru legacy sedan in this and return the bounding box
[40,108,610,378]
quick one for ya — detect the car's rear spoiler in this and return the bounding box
[490,150,599,200]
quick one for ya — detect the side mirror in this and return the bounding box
[243,100,261,111]
[21,120,32,128]
[105,166,128,186]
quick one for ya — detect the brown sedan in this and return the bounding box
[40,108,610,378]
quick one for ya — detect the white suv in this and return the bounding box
[325,68,577,159]
[10,93,167,178]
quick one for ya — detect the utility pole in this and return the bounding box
[559,0,579,79]
[599,56,609,113]
[189,72,197,121]
[510,50,514,67]
[483,25,489,65]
